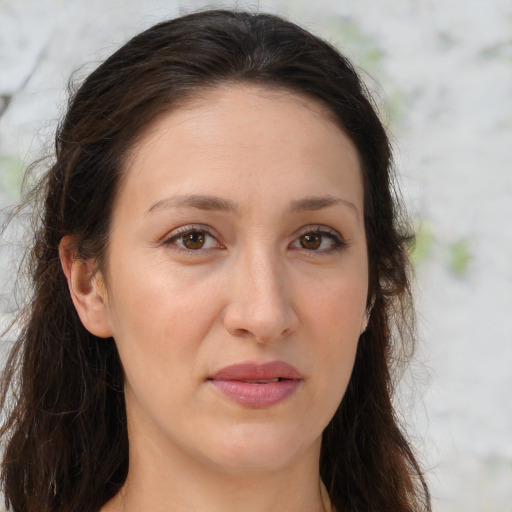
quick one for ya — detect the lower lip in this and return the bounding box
[208,379,301,408]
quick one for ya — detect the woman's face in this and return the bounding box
[97,85,368,473]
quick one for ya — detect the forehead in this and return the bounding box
[126,83,348,160]
[117,83,363,214]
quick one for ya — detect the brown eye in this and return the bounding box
[291,228,345,253]
[164,226,221,252]
[182,231,206,250]
[299,233,322,250]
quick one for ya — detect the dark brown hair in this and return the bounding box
[0,9,430,512]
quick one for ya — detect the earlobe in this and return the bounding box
[59,236,113,338]
[360,311,370,334]
[360,298,374,335]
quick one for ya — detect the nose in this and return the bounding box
[222,248,299,345]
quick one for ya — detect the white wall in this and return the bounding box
[1,1,511,510]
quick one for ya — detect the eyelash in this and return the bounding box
[161,224,222,252]
[290,226,347,254]
[161,225,347,254]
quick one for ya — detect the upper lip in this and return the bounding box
[209,361,303,381]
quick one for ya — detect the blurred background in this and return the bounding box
[1,0,511,510]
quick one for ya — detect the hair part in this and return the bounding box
[1,9,429,512]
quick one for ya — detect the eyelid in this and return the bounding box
[160,224,224,250]
[290,225,348,252]
[294,224,343,238]
[158,223,346,254]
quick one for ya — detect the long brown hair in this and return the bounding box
[0,9,430,512]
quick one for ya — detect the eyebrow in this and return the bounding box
[147,193,359,218]
[289,195,360,219]
[147,194,238,214]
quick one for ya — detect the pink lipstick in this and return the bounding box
[208,361,302,408]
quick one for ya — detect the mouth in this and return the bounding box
[207,361,303,408]
[242,378,280,383]
[209,360,303,381]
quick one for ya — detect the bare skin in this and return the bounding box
[61,84,367,512]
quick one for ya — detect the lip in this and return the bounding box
[208,361,303,409]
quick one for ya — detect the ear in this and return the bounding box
[59,236,113,338]
[360,297,374,335]
[360,310,370,334]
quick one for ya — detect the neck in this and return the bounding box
[102,432,332,512]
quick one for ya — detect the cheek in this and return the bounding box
[108,252,217,329]
[308,273,367,337]
[301,273,365,407]
[105,256,223,385]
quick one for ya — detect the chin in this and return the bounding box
[202,422,320,474]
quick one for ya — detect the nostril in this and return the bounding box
[222,290,299,344]
[234,328,251,338]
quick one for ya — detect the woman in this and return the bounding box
[0,9,430,512]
